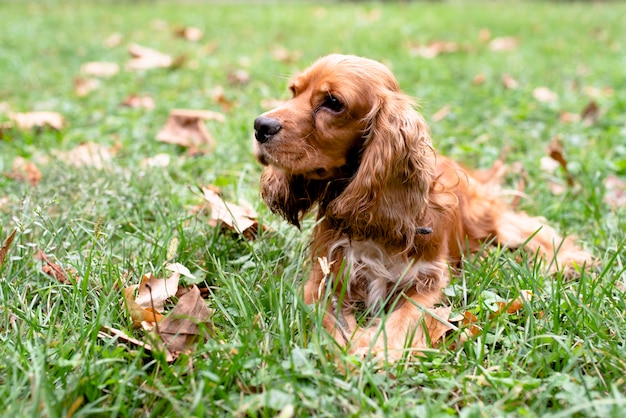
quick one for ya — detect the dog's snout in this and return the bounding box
[254,116,282,144]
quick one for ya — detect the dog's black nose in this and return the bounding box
[254,116,282,144]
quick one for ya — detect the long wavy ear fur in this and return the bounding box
[260,166,323,228]
[327,91,436,245]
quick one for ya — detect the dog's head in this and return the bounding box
[254,54,435,237]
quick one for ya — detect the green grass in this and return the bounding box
[1,0,626,416]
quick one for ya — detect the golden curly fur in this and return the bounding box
[254,54,592,359]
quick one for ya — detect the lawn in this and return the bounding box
[1,0,626,416]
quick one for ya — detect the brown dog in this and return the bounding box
[254,54,592,359]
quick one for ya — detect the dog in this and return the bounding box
[253,54,592,360]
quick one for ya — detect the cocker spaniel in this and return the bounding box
[253,54,592,360]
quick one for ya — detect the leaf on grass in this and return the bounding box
[8,111,64,131]
[74,77,100,97]
[126,44,173,70]
[156,109,224,150]
[211,86,236,112]
[501,74,519,90]
[201,186,260,239]
[604,175,626,207]
[103,33,123,48]
[489,36,519,52]
[478,28,491,43]
[140,153,171,168]
[423,306,454,345]
[37,250,77,284]
[559,112,580,124]
[174,26,203,42]
[121,94,155,109]
[580,100,599,125]
[166,262,197,280]
[533,87,558,103]
[228,69,251,86]
[472,73,485,86]
[156,285,213,357]
[135,271,181,313]
[432,105,451,122]
[409,40,459,58]
[0,229,17,268]
[4,156,42,186]
[55,142,114,169]
[80,61,120,78]
[547,135,574,187]
[123,285,163,327]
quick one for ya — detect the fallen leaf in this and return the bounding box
[478,28,492,43]
[74,77,100,97]
[604,175,626,207]
[9,111,64,130]
[4,156,42,186]
[103,33,123,48]
[166,262,197,280]
[0,229,17,268]
[432,105,451,122]
[201,186,259,239]
[472,73,486,86]
[121,94,155,109]
[559,112,580,124]
[489,36,518,52]
[271,46,302,63]
[37,250,76,284]
[584,85,614,99]
[156,109,224,149]
[423,306,454,345]
[228,69,250,86]
[580,100,599,125]
[174,26,203,42]
[80,61,119,78]
[135,271,180,313]
[547,135,574,187]
[156,285,213,356]
[126,44,173,70]
[533,87,558,103]
[409,40,458,58]
[501,74,519,90]
[140,153,171,168]
[123,285,163,327]
[211,86,235,112]
[55,142,114,169]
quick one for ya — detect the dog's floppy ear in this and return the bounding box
[328,91,436,238]
[260,166,323,228]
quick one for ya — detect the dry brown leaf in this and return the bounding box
[409,40,458,58]
[489,36,519,52]
[123,285,163,327]
[502,74,519,90]
[547,135,574,187]
[0,229,17,268]
[432,105,451,122]
[271,46,302,63]
[4,156,42,186]
[135,271,181,313]
[228,69,250,86]
[126,44,173,70]
[174,26,203,42]
[533,87,558,103]
[580,100,599,125]
[156,109,224,149]
[201,186,259,239]
[121,94,155,109]
[103,33,123,48]
[472,73,486,86]
[9,111,64,131]
[55,142,114,169]
[604,175,626,207]
[211,86,235,112]
[74,77,100,97]
[156,285,213,356]
[37,250,76,284]
[479,28,492,43]
[80,61,119,78]
[424,306,454,345]
[559,112,580,124]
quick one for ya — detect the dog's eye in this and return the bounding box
[321,94,344,113]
